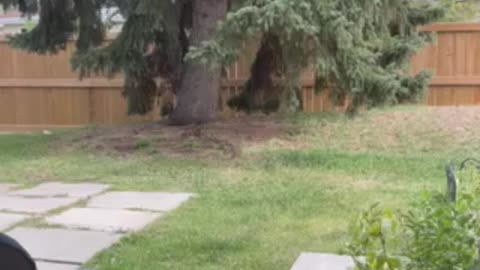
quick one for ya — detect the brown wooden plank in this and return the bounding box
[464,33,478,76]
[475,87,480,104]
[474,33,480,75]
[304,88,313,113]
[0,88,16,124]
[424,88,433,106]
[322,90,334,113]
[454,32,468,75]
[320,90,331,113]
[429,87,439,106]
[430,76,480,86]
[69,89,91,124]
[419,23,480,32]
[411,43,436,75]
[49,88,74,125]
[313,90,322,113]
[430,42,439,76]
[14,88,48,124]
[458,88,476,105]
[13,50,48,78]
[427,88,435,106]
[109,88,129,124]
[90,89,105,124]
[436,87,456,106]
[0,43,14,78]
[0,79,124,88]
[437,33,455,76]
[0,125,84,132]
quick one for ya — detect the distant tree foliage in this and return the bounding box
[440,0,478,22]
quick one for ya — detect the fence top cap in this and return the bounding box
[419,22,480,32]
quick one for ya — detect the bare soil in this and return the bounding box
[66,115,292,159]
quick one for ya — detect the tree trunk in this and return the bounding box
[169,0,228,125]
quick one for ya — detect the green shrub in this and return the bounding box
[346,166,480,270]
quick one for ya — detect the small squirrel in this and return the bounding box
[445,163,456,203]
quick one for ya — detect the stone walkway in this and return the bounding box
[0,183,193,270]
[290,253,355,270]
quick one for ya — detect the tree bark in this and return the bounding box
[169,0,228,125]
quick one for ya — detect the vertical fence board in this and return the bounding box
[0,88,16,124]
[437,33,456,76]
[454,32,468,75]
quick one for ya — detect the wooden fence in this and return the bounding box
[1,23,480,130]
[412,23,480,106]
[0,41,155,131]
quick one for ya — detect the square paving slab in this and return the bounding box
[0,212,29,231]
[87,192,193,212]
[0,196,78,214]
[8,228,122,264]
[11,182,110,198]
[36,262,79,270]
[47,208,161,233]
[290,253,355,270]
[0,184,18,194]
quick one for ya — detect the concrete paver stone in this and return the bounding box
[11,182,110,198]
[290,253,356,270]
[87,192,193,212]
[0,196,79,214]
[7,228,122,264]
[47,208,161,233]
[36,262,80,270]
[0,212,29,231]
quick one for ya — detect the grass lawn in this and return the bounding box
[0,106,478,270]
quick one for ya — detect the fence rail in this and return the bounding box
[1,22,480,130]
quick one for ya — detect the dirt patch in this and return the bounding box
[63,115,293,159]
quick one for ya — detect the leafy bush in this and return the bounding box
[346,165,480,270]
[438,0,478,22]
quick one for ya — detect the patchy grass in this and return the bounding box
[0,106,477,270]
[289,106,480,156]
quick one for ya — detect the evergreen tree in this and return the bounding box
[192,0,445,113]
[1,0,443,124]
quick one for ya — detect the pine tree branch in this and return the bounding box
[8,0,76,54]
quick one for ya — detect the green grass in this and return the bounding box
[0,107,474,270]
